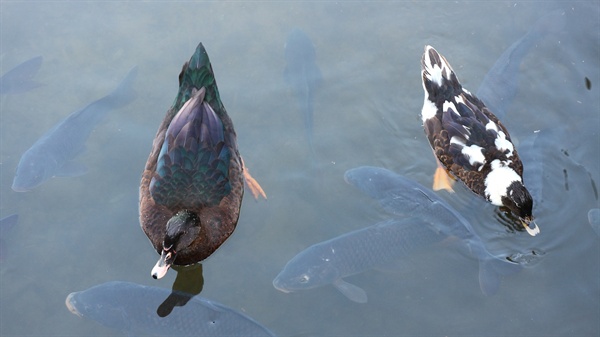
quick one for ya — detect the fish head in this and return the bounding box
[65,282,133,330]
[284,29,316,64]
[12,150,53,192]
[344,166,391,199]
[273,244,339,292]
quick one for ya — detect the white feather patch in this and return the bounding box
[443,101,460,116]
[421,97,437,122]
[485,121,498,132]
[485,159,522,205]
[450,136,485,167]
[425,63,444,87]
[423,46,452,87]
[494,131,514,157]
[486,121,514,157]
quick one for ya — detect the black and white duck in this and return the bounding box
[420,45,539,236]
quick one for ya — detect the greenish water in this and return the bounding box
[1,1,598,336]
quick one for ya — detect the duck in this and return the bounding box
[139,43,266,279]
[420,45,539,236]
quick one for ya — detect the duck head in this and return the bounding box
[151,210,200,279]
[502,181,540,236]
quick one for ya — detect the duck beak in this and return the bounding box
[151,250,174,279]
[521,218,540,236]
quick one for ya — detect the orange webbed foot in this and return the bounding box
[432,163,455,193]
[241,157,267,200]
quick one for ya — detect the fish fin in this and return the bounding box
[478,259,500,296]
[478,258,522,296]
[333,279,367,303]
[56,161,88,177]
[0,214,18,261]
[310,65,323,88]
[0,56,43,94]
[589,208,600,236]
[0,214,19,231]
[283,66,292,86]
[432,165,455,192]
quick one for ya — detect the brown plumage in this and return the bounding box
[139,43,251,279]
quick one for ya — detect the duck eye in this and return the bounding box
[299,274,309,283]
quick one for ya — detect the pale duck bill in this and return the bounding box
[522,218,540,236]
[151,250,172,279]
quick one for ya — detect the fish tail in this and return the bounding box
[0,56,43,94]
[298,94,317,161]
[305,101,315,146]
[107,66,138,108]
[421,45,462,100]
[530,10,566,36]
[303,96,313,135]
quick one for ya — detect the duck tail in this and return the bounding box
[173,43,223,113]
[421,45,462,101]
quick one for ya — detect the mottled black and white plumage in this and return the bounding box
[420,45,539,236]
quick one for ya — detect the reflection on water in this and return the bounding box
[1,1,599,336]
[156,264,204,318]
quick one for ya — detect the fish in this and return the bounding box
[0,56,43,94]
[12,66,138,192]
[65,281,277,337]
[344,166,521,296]
[284,28,322,157]
[0,214,18,262]
[476,11,565,120]
[588,208,600,237]
[273,218,446,303]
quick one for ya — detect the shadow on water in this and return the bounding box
[156,263,204,317]
[1,1,599,337]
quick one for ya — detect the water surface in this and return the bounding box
[1,1,598,336]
